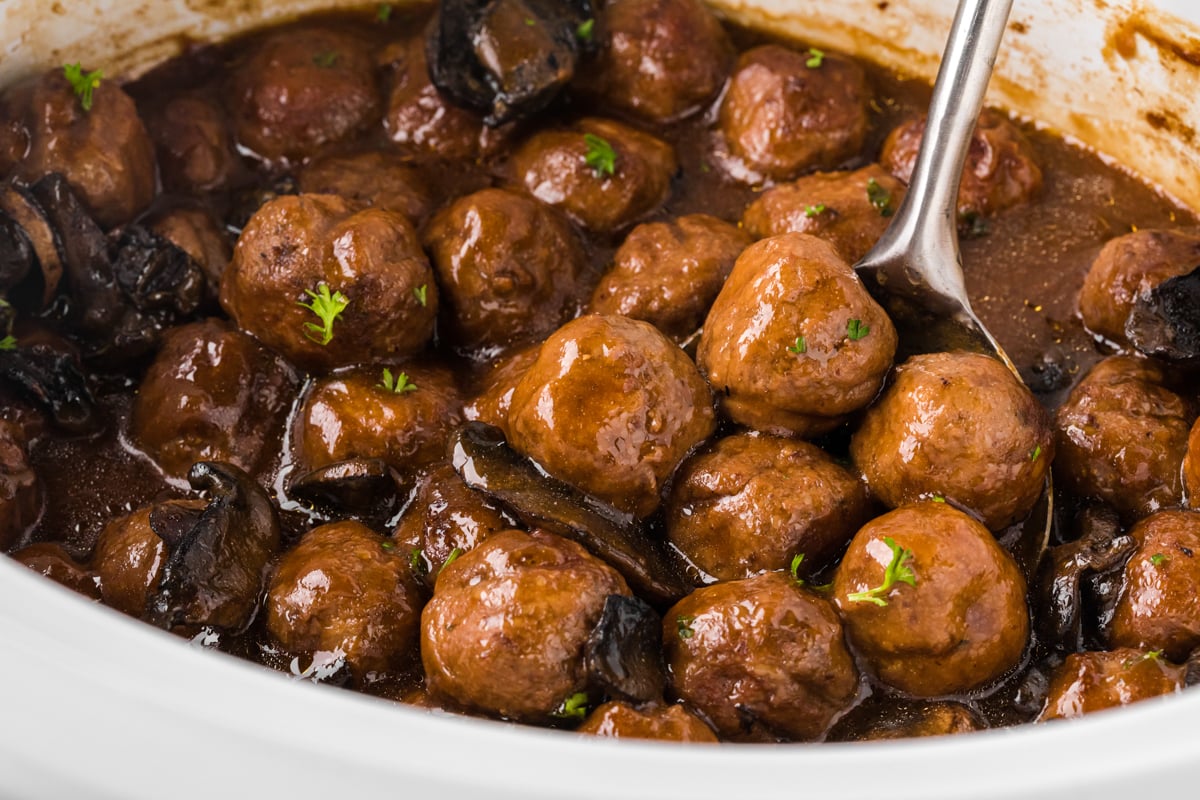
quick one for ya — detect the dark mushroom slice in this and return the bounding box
[287,458,405,517]
[0,340,99,435]
[0,208,34,294]
[0,182,63,306]
[146,461,281,633]
[427,0,593,125]
[1126,265,1200,362]
[583,594,665,703]
[109,224,206,319]
[449,421,690,605]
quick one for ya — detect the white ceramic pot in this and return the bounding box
[2,2,1200,797]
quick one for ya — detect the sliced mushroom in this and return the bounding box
[146,461,281,634]
[1126,265,1200,362]
[583,594,665,703]
[0,208,34,294]
[0,340,99,435]
[288,457,404,516]
[0,182,63,306]
[110,224,206,317]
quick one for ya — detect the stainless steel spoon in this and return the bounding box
[853,0,1052,576]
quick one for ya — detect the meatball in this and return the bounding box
[293,362,463,476]
[581,0,732,123]
[131,319,298,482]
[741,164,907,263]
[148,93,237,193]
[220,194,437,372]
[1,68,156,228]
[718,45,868,181]
[462,344,540,436]
[588,214,751,340]
[11,542,100,599]
[697,233,897,437]
[666,433,869,581]
[391,461,511,582]
[266,520,424,680]
[665,572,859,741]
[0,420,40,552]
[576,701,718,742]
[832,503,1030,697]
[297,151,433,224]
[421,528,630,721]
[851,351,1054,530]
[880,109,1042,221]
[423,188,586,350]
[1054,355,1193,521]
[1039,649,1183,721]
[1078,228,1200,344]
[146,207,233,292]
[832,701,985,741]
[508,117,677,233]
[1110,511,1200,660]
[1186,419,1200,508]
[233,29,381,162]
[507,315,715,518]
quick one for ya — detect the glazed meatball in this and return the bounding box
[391,462,511,582]
[576,701,718,742]
[1054,355,1194,521]
[1186,419,1200,508]
[719,45,868,181]
[293,362,463,476]
[832,503,1030,697]
[851,351,1054,530]
[11,542,100,599]
[266,520,424,680]
[0,420,40,552]
[1078,228,1200,344]
[463,344,540,436]
[665,572,859,741]
[741,164,907,263]
[148,93,237,193]
[421,528,631,721]
[830,701,985,741]
[588,214,751,340]
[697,233,897,437]
[508,118,677,233]
[1039,649,1183,721]
[146,207,233,291]
[233,29,381,162]
[880,109,1042,221]
[220,194,437,372]
[424,188,586,350]
[581,0,733,123]
[1,68,156,228]
[131,319,298,482]
[666,433,869,581]
[297,151,433,224]
[1110,511,1200,660]
[507,315,715,518]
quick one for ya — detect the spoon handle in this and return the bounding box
[859,0,1014,307]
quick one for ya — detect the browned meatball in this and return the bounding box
[1078,228,1200,344]
[1110,511,1200,660]
[90,501,204,616]
[220,194,437,372]
[880,109,1042,221]
[463,344,540,437]
[1054,355,1194,521]
[424,188,586,350]
[581,0,732,123]
[666,433,869,581]
[832,702,985,741]
[297,151,433,224]
[293,363,463,475]
[508,118,677,232]
[1039,649,1183,721]
[0,420,39,552]
[146,207,233,292]
[131,319,298,482]
[508,315,715,518]
[233,29,381,162]
[718,45,868,182]
[665,572,859,741]
[741,164,907,263]
[421,528,630,721]
[832,503,1029,697]
[11,542,100,599]
[1186,419,1200,509]
[391,462,511,582]
[851,351,1054,530]
[266,520,424,680]
[588,214,751,340]
[148,93,237,193]
[1,68,156,228]
[697,233,897,437]
[576,701,719,742]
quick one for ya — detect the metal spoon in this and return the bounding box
[853,0,1052,577]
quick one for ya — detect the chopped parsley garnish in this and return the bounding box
[866,178,895,217]
[805,203,827,218]
[583,133,616,177]
[376,3,393,22]
[524,17,537,26]
[1150,553,1168,567]
[0,335,16,351]
[313,51,339,68]
[1123,649,1164,669]
[63,63,103,112]
[380,368,417,394]
[1030,444,1043,462]
[552,692,589,720]
[847,536,916,607]
[414,283,428,307]
[410,548,428,576]
[439,547,463,574]
[846,319,870,340]
[790,553,805,584]
[576,18,595,42]
[931,494,947,503]
[805,48,825,69]
[787,336,807,354]
[676,615,695,639]
[298,284,349,345]
[380,540,396,551]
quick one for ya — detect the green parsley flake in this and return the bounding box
[805,203,828,218]
[790,553,805,584]
[376,3,393,22]
[806,48,825,68]
[576,18,595,42]
[414,283,428,307]
[676,615,695,639]
[380,368,417,394]
[583,133,616,176]
[552,692,589,720]
[410,548,429,576]
[1150,553,1168,567]
[787,336,807,354]
[931,494,947,503]
[439,547,463,575]
[847,536,916,607]
[62,63,103,112]
[298,284,349,345]
[866,178,895,217]
[846,319,870,341]
[1030,444,1043,462]
[380,540,396,551]
[0,335,16,351]
[1123,649,1164,669]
